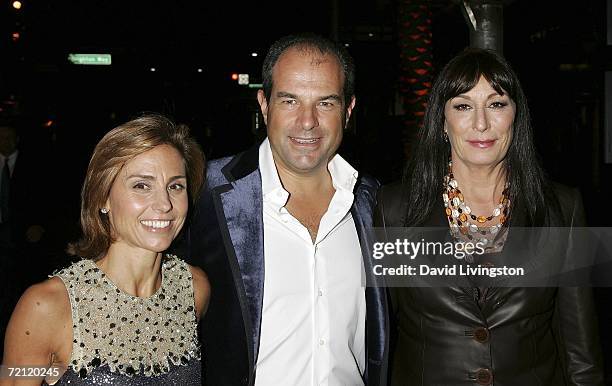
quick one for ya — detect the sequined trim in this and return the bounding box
[53,255,200,378]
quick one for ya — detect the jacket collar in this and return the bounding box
[221,142,261,183]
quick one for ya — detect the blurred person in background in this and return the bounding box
[0,115,53,363]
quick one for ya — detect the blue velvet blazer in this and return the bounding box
[183,144,389,386]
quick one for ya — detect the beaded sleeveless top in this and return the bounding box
[49,255,201,385]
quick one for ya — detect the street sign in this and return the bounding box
[68,53,112,66]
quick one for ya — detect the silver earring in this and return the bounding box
[443,131,449,143]
[100,208,109,214]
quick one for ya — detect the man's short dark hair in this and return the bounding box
[262,33,355,107]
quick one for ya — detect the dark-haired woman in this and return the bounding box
[2,115,209,385]
[376,48,603,385]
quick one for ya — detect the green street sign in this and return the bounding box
[68,53,112,66]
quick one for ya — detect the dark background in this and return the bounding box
[1,0,611,379]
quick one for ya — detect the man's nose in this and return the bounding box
[297,104,319,131]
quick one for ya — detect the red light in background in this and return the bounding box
[44,120,54,127]
[11,32,20,41]
[231,73,238,81]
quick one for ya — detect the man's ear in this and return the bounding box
[345,96,356,126]
[257,90,269,126]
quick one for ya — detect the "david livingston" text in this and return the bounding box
[373,264,525,278]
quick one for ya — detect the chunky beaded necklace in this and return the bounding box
[443,161,510,250]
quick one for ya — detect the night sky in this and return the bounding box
[1,0,609,200]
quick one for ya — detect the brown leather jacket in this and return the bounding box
[375,182,604,386]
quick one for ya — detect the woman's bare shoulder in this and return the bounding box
[11,277,71,331]
[3,277,72,368]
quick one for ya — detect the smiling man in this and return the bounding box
[185,34,389,386]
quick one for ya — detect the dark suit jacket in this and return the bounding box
[3,150,44,246]
[2,144,57,248]
[184,145,389,386]
[375,181,604,386]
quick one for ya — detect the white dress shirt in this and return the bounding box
[254,139,366,386]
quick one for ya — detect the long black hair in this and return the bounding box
[401,47,556,227]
